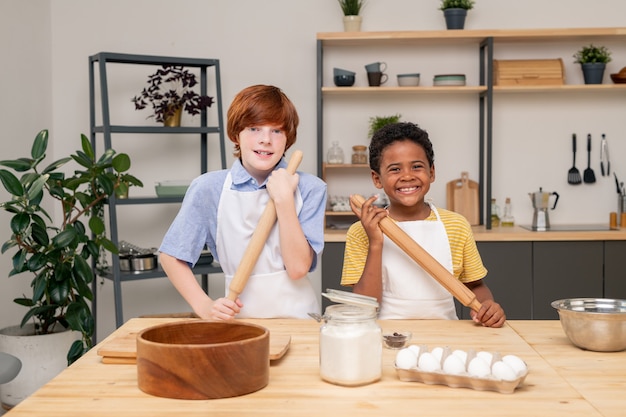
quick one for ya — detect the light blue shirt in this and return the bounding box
[159,158,327,271]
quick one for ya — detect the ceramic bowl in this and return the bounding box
[397,73,420,87]
[333,67,356,77]
[551,298,626,352]
[334,74,355,87]
[136,320,270,399]
[610,73,626,84]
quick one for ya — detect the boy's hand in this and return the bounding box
[267,168,299,204]
[198,297,243,320]
[350,195,387,245]
[470,299,506,328]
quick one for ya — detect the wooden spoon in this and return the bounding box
[227,150,303,301]
[350,194,482,312]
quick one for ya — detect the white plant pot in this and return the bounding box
[0,323,80,409]
[343,15,362,32]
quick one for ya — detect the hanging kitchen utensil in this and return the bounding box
[568,134,582,185]
[600,133,610,176]
[583,134,596,184]
[227,150,303,301]
[349,194,482,312]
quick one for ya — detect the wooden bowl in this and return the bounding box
[137,320,269,399]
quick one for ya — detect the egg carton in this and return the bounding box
[394,345,528,394]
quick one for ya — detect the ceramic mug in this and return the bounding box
[367,71,388,87]
[365,62,387,73]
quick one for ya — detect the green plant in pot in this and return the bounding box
[439,0,475,30]
[573,44,612,85]
[131,65,215,126]
[337,0,366,32]
[368,114,402,138]
[0,129,143,364]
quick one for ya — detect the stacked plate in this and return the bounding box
[433,74,466,86]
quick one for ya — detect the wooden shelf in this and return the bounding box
[317,27,626,45]
[322,86,487,94]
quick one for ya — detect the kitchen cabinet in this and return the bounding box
[89,52,226,328]
[321,242,350,311]
[316,28,626,233]
[604,240,626,299]
[532,241,604,319]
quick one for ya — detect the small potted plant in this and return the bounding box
[439,0,475,30]
[368,114,402,138]
[132,65,215,126]
[337,0,366,32]
[573,44,612,85]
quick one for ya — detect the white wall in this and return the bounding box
[1,0,625,341]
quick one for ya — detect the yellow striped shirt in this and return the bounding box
[340,207,487,286]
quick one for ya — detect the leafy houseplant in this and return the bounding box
[573,44,612,84]
[439,0,475,10]
[573,44,612,64]
[439,0,475,29]
[368,114,402,138]
[131,65,215,125]
[337,0,365,15]
[0,130,142,364]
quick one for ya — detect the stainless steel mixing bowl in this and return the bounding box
[551,298,626,352]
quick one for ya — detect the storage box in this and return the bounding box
[494,59,565,86]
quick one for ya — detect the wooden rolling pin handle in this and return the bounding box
[350,194,482,312]
[227,150,303,301]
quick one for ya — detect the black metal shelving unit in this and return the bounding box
[89,52,226,328]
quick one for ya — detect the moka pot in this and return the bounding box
[528,187,559,231]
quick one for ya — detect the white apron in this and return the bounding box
[378,203,458,320]
[216,172,319,318]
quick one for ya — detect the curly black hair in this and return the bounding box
[369,122,434,173]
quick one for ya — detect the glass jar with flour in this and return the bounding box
[319,290,381,386]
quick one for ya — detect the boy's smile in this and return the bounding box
[371,139,435,220]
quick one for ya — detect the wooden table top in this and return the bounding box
[5,318,625,417]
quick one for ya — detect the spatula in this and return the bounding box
[583,134,596,184]
[568,134,582,185]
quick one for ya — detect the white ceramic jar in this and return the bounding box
[319,304,382,386]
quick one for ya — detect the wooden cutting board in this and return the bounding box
[97,331,291,364]
[446,172,479,225]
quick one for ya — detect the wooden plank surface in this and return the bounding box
[508,320,626,417]
[5,318,614,416]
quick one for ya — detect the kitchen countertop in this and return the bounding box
[325,225,626,242]
[4,318,625,416]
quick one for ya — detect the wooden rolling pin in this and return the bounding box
[227,150,303,301]
[350,194,482,312]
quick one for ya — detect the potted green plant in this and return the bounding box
[0,129,142,364]
[573,44,612,84]
[131,65,215,126]
[337,0,366,32]
[368,114,402,138]
[439,0,475,30]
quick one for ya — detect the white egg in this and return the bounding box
[443,354,466,375]
[395,348,418,370]
[418,352,441,372]
[408,345,422,357]
[430,346,444,363]
[491,360,518,381]
[452,349,468,363]
[476,350,493,365]
[467,357,491,378]
[502,354,528,376]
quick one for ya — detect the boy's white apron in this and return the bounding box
[379,203,458,320]
[216,172,319,318]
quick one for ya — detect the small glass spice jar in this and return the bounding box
[351,145,368,164]
[319,294,381,386]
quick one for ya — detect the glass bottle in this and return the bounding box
[319,304,382,386]
[490,198,500,228]
[351,145,368,164]
[501,197,515,227]
[327,141,345,164]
